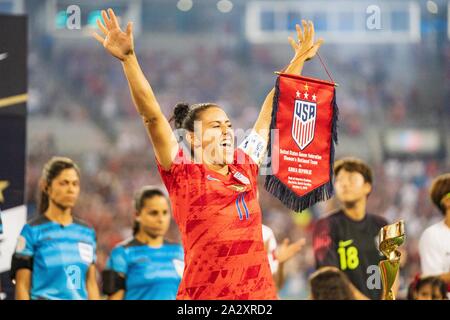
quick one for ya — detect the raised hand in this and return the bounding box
[277,238,306,264]
[92,8,134,61]
[288,20,323,62]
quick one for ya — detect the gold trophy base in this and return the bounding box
[379,259,400,300]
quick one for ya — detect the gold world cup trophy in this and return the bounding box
[378,220,405,300]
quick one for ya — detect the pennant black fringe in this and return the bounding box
[264,76,339,212]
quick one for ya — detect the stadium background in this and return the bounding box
[1,0,450,299]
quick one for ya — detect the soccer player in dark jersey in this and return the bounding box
[93,9,323,299]
[102,186,183,300]
[11,157,100,300]
[312,158,388,300]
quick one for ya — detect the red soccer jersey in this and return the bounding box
[156,146,277,300]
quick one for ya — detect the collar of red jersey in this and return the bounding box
[206,166,252,192]
[228,166,252,192]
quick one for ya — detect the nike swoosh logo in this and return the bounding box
[339,239,354,247]
[0,52,8,61]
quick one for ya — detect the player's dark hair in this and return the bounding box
[429,173,450,215]
[334,157,373,185]
[309,267,355,300]
[38,157,80,215]
[170,102,220,131]
[132,186,167,235]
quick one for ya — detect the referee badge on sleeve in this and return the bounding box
[173,259,184,277]
[15,235,26,253]
[78,242,94,264]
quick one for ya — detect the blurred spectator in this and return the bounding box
[308,266,367,300]
[407,275,448,300]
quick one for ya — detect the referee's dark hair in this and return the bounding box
[38,157,80,214]
[132,186,167,235]
[429,173,450,215]
[334,157,373,185]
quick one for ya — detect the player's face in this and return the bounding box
[47,168,80,210]
[334,169,371,204]
[441,194,450,212]
[415,284,433,300]
[194,107,235,166]
[138,196,170,238]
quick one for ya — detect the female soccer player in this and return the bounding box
[102,186,184,300]
[93,8,323,299]
[11,157,100,300]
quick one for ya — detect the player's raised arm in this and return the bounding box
[92,9,178,170]
[252,21,323,146]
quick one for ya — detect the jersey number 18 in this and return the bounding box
[337,244,360,270]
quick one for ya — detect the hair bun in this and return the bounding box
[173,102,190,129]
